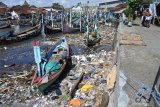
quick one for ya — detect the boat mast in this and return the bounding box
[87,1,89,23]
[87,1,89,41]
[41,13,46,38]
[61,11,63,32]
[51,10,53,28]
[31,13,34,26]
[80,9,82,32]
[69,8,72,27]
[95,6,98,26]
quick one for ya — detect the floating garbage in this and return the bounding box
[0,24,118,106]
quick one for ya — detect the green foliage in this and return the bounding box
[23,0,30,7]
[77,2,81,6]
[127,0,141,11]
[142,0,151,3]
[52,3,64,10]
[124,0,141,22]
[124,6,134,21]
[124,6,134,17]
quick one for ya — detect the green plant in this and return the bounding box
[52,3,64,10]
[124,6,133,17]
[124,6,134,21]
[127,0,141,11]
[124,0,141,22]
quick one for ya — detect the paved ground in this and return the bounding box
[117,20,160,107]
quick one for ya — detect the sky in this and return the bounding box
[0,0,111,7]
[0,0,109,7]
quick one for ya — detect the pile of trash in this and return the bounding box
[0,25,118,106]
[0,51,117,107]
[100,26,117,44]
[60,50,117,107]
[0,70,36,105]
[66,33,84,45]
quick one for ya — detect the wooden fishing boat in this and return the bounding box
[0,16,11,21]
[19,19,32,26]
[10,20,19,26]
[0,24,40,44]
[44,25,62,34]
[32,36,70,93]
[84,32,101,46]
[0,23,10,29]
[84,25,101,46]
[63,24,80,34]
[64,7,82,34]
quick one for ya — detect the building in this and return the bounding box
[99,0,125,11]
[30,5,37,9]
[0,2,7,14]
[109,3,127,13]
[10,0,34,14]
[23,0,30,7]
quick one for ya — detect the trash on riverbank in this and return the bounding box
[0,25,118,106]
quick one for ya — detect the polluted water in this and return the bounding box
[0,23,118,107]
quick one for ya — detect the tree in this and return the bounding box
[127,0,141,11]
[124,0,141,22]
[124,6,134,21]
[23,0,30,7]
[52,3,64,10]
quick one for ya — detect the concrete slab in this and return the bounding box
[117,20,160,107]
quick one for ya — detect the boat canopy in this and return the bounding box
[44,8,62,12]
[72,6,82,12]
[11,11,19,20]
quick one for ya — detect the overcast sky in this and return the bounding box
[0,0,113,7]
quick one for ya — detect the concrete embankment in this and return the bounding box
[115,20,160,107]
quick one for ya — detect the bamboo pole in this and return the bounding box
[70,9,72,27]
[80,10,82,32]
[51,11,53,28]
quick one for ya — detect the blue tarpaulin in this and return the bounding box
[45,61,61,72]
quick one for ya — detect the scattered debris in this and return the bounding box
[0,24,118,106]
[68,98,81,107]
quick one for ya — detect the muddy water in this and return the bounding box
[0,25,32,37]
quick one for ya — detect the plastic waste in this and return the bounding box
[51,96,59,100]
[71,56,77,65]
[69,75,78,80]
[80,84,94,92]
[86,57,91,62]
[68,99,81,107]
[0,25,117,106]
[91,67,96,73]
[83,74,90,81]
